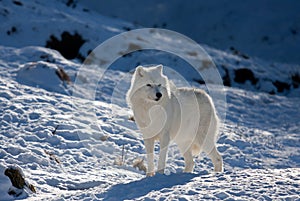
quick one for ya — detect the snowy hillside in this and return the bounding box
[1,45,299,200]
[1,0,299,97]
[79,0,300,65]
[0,0,299,200]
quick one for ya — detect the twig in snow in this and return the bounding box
[44,150,61,164]
[114,145,128,166]
[133,158,147,173]
[121,144,126,165]
[51,125,59,135]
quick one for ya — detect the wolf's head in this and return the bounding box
[127,65,171,105]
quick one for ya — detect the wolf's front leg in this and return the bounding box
[157,134,170,174]
[144,138,155,176]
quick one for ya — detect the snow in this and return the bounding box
[0,0,299,200]
[79,0,300,65]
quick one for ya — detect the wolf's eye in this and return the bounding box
[146,84,152,87]
[157,84,161,87]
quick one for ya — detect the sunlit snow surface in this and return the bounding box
[0,0,299,200]
[0,45,299,200]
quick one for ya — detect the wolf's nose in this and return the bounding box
[156,92,162,99]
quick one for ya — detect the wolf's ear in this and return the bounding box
[135,66,144,77]
[156,64,163,73]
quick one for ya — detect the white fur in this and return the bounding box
[127,65,223,176]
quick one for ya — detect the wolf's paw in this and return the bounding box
[157,169,165,175]
[183,166,194,173]
[214,166,224,173]
[146,172,155,177]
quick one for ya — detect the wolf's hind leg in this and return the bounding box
[183,150,194,173]
[207,146,223,172]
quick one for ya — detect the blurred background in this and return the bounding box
[79,0,300,65]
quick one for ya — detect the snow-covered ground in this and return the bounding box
[0,0,299,200]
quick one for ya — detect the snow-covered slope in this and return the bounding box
[0,0,299,200]
[1,0,299,96]
[0,45,299,200]
[79,0,300,65]
[0,0,136,61]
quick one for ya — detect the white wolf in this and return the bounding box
[127,65,223,176]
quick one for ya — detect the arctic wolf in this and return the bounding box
[127,65,223,176]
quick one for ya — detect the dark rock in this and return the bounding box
[291,73,300,88]
[66,0,77,8]
[241,54,250,59]
[123,26,132,31]
[4,166,36,196]
[27,184,36,193]
[229,46,250,59]
[46,31,86,61]
[7,26,17,35]
[290,28,298,35]
[193,78,205,85]
[40,54,55,63]
[0,8,10,17]
[5,167,25,189]
[273,80,290,93]
[13,0,23,6]
[55,67,71,84]
[261,36,269,42]
[222,66,231,87]
[11,26,17,33]
[234,68,258,85]
[269,90,275,95]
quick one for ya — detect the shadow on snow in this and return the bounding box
[101,173,200,200]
